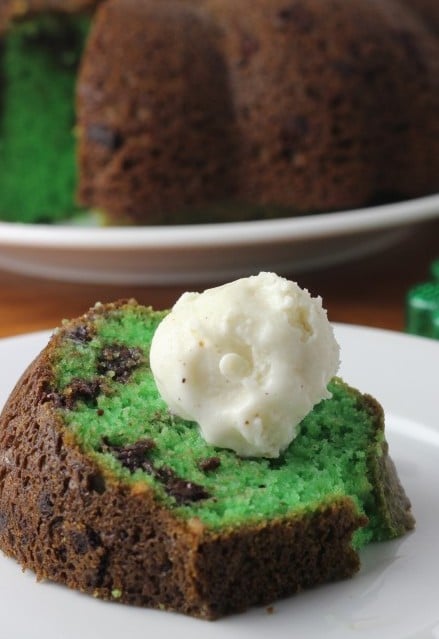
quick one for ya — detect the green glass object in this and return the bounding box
[406,281,439,339]
[431,259,439,283]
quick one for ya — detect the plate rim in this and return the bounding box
[0,193,438,250]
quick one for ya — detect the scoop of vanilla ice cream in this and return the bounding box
[149,272,340,458]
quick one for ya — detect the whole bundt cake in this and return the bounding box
[0,0,438,224]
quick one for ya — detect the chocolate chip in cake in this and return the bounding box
[66,323,95,344]
[164,475,210,505]
[102,438,156,474]
[100,439,210,505]
[97,344,144,382]
[63,378,102,409]
[44,378,103,410]
[198,457,221,473]
[156,466,210,505]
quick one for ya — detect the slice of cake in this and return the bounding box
[0,276,414,619]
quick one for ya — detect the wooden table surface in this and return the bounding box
[0,217,438,339]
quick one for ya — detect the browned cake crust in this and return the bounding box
[77,0,439,224]
[0,343,364,619]
[77,0,236,224]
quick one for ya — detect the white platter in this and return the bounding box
[0,323,438,638]
[0,194,438,284]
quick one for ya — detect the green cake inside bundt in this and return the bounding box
[0,14,89,223]
[49,301,411,548]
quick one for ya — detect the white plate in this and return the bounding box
[0,323,438,638]
[0,194,438,284]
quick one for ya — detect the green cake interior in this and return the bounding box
[50,304,395,549]
[0,14,90,223]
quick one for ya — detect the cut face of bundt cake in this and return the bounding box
[0,3,94,223]
[0,291,414,619]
